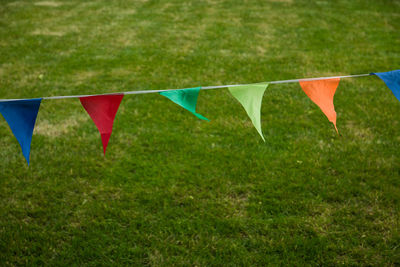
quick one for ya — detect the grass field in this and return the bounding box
[1,0,400,265]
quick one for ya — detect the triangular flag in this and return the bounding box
[299,78,340,132]
[228,83,268,141]
[80,94,124,155]
[0,98,42,165]
[159,87,208,121]
[373,70,400,102]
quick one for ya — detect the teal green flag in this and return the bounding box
[228,83,268,141]
[160,87,208,121]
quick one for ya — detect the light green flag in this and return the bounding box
[160,87,209,121]
[228,83,269,141]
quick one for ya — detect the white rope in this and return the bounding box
[0,73,373,102]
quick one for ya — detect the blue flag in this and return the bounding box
[160,87,209,121]
[0,99,42,165]
[373,70,400,102]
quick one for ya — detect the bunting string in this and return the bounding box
[0,73,372,102]
[1,70,399,165]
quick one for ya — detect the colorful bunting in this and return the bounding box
[228,83,268,141]
[299,78,340,132]
[373,70,400,102]
[1,71,399,165]
[159,87,208,121]
[0,99,42,165]
[80,94,124,155]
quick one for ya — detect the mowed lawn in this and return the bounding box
[0,0,400,265]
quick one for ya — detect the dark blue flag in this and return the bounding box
[0,99,42,165]
[373,70,400,102]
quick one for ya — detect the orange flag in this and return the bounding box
[299,78,340,132]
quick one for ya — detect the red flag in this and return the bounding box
[80,94,124,155]
[299,78,340,132]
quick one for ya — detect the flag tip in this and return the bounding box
[333,123,339,135]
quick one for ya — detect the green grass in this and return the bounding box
[1,0,400,265]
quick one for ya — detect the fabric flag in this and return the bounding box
[0,98,42,165]
[299,78,340,133]
[159,87,208,121]
[228,83,268,141]
[80,94,124,155]
[373,70,400,102]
